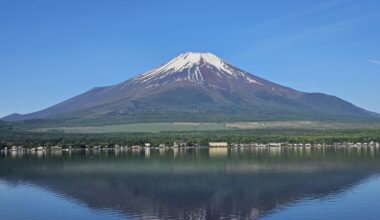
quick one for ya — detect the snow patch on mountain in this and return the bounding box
[147,52,232,74]
[129,52,263,86]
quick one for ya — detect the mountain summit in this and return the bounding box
[130,52,261,86]
[2,52,379,124]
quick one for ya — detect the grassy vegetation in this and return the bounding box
[33,122,229,133]
[1,119,380,148]
[1,127,380,149]
[29,121,380,134]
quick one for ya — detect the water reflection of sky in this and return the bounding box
[262,175,380,220]
[0,181,127,220]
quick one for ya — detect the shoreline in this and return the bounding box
[2,141,379,154]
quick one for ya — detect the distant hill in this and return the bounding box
[2,52,379,125]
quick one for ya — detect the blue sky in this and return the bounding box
[0,0,379,117]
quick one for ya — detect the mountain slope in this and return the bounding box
[2,52,379,124]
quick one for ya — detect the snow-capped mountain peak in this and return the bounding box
[162,52,229,72]
[130,52,262,85]
[4,52,377,123]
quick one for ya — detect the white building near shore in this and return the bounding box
[209,142,228,147]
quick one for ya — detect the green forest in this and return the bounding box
[1,127,380,149]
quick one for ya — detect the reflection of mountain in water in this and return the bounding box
[1,148,380,219]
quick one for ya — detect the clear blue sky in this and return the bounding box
[1,0,380,117]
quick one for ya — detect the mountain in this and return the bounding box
[2,52,379,125]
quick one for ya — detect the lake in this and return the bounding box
[1,147,380,220]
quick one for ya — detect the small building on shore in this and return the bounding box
[173,141,187,147]
[209,142,228,147]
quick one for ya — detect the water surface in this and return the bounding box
[1,147,380,219]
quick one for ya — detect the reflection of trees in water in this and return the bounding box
[1,148,380,219]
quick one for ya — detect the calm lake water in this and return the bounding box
[1,147,380,220]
